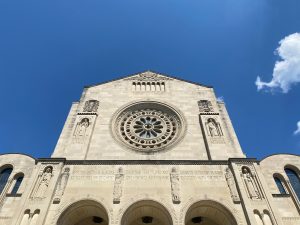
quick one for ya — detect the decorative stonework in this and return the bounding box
[125,71,172,82]
[241,167,262,200]
[31,166,53,199]
[113,167,124,204]
[225,168,240,203]
[83,100,99,112]
[113,101,185,153]
[198,100,214,113]
[73,116,94,144]
[170,167,180,204]
[53,167,70,204]
[205,118,223,137]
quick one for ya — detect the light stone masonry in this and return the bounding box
[0,71,299,225]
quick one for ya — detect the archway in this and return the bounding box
[185,200,237,225]
[57,200,109,225]
[121,200,173,225]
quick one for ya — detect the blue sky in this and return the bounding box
[0,0,299,159]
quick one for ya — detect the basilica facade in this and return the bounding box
[0,71,299,225]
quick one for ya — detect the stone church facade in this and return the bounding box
[0,71,299,225]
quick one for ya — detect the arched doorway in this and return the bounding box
[57,200,109,225]
[121,200,173,225]
[185,200,237,225]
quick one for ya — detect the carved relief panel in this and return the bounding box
[31,165,54,199]
[53,167,70,204]
[198,100,214,113]
[225,167,240,203]
[240,166,263,200]
[113,167,124,204]
[170,167,181,204]
[201,115,225,144]
[72,115,96,144]
[83,100,99,112]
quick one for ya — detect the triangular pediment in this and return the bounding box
[85,70,212,88]
[123,71,173,82]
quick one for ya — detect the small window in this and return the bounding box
[0,167,13,194]
[11,176,24,195]
[285,168,300,200]
[274,177,286,194]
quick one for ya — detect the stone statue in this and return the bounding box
[242,168,261,199]
[225,168,240,203]
[170,167,180,203]
[74,118,90,143]
[53,167,70,204]
[35,167,52,198]
[113,167,124,204]
[206,118,222,137]
[83,100,99,112]
[198,100,214,113]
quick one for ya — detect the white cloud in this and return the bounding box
[294,121,300,135]
[217,96,224,102]
[256,33,300,93]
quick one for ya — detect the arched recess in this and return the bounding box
[10,172,24,194]
[121,200,173,225]
[253,210,263,225]
[284,165,300,200]
[0,165,13,194]
[273,173,287,194]
[57,200,109,225]
[185,200,238,225]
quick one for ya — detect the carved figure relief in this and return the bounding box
[205,118,223,137]
[198,100,214,113]
[125,71,172,82]
[33,167,53,199]
[73,118,90,143]
[242,167,261,200]
[170,167,181,204]
[53,167,70,204]
[225,168,240,203]
[83,100,99,112]
[113,167,124,204]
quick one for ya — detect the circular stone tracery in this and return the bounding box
[114,102,184,153]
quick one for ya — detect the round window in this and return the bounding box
[113,102,185,153]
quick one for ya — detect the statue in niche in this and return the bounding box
[73,118,90,143]
[34,167,53,198]
[198,100,214,113]
[206,118,223,137]
[242,167,261,200]
[53,167,70,204]
[113,167,124,204]
[170,167,180,203]
[225,168,240,203]
[83,100,99,112]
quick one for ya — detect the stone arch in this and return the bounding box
[184,200,238,225]
[284,164,300,175]
[10,172,24,194]
[253,210,263,225]
[273,173,288,194]
[262,210,274,225]
[121,199,173,225]
[0,164,13,194]
[57,199,109,225]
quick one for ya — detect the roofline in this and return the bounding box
[0,153,36,160]
[84,70,213,89]
[260,153,300,161]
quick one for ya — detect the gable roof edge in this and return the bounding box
[84,70,213,89]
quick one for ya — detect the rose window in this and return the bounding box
[133,116,163,139]
[113,102,184,152]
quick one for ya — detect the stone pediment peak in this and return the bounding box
[124,70,172,82]
[85,70,212,88]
